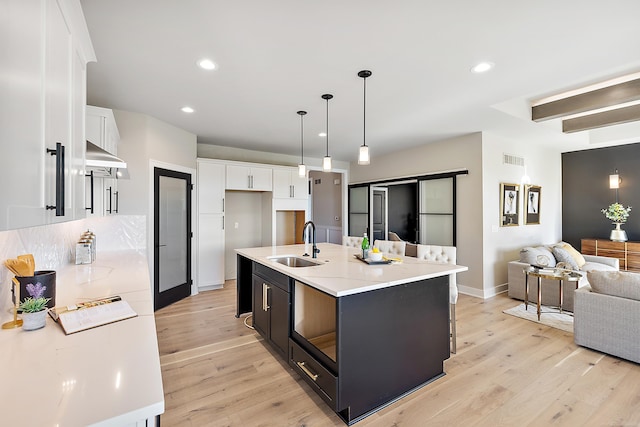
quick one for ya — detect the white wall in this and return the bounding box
[112,110,197,293]
[349,133,483,295]
[224,191,264,279]
[198,143,350,171]
[114,110,197,216]
[481,132,562,293]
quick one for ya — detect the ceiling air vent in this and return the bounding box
[503,153,524,167]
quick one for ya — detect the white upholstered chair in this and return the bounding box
[373,240,406,256]
[342,235,363,248]
[416,244,458,353]
[388,231,417,257]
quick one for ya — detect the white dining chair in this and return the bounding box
[416,244,458,353]
[342,235,364,248]
[373,240,406,256]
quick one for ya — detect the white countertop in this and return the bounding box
[0,250,164,426]
[236,243,468,297]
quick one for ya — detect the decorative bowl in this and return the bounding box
[369,251,383,262]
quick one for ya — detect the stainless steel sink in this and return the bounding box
[267,256,321,268]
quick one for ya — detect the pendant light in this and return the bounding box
[297,111,307,177]
[358,70,372,165]
[322,94,333,172]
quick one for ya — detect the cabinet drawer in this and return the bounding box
[289,339,337,409]
[253,262,290,292]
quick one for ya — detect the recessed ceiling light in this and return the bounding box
[471,62,494,73]
[197,58,216,70]
[318,132,327,137]
[181,106,195,113]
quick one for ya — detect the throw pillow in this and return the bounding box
[556,242,586,268]
[536,246,557,267]
[520,247,541,264]
[520,246,557,267]
[552,246,579,270]
[587,270,640,301]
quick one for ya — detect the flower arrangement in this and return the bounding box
[26,282,46,299]
[601,203,632,223]
[19,297,50,313]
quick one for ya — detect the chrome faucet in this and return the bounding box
[302,221,320,258]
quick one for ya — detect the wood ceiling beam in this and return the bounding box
[532,78,640,122]
[562,103,640,133]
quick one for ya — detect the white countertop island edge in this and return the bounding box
[236,243,468,297]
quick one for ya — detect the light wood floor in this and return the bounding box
[155,281,640,426]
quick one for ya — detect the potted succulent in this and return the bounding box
[20,281,50,330]
[601,203,632,242]
[19,296,50,331]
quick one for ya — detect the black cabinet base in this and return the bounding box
[338,371,446,426]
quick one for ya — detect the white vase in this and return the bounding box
[610,223,628,242]
[21,310,47,331]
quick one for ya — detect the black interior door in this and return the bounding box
[154,167,192,310]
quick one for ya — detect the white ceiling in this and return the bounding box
[80,0,640,163]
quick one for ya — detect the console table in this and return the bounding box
[581,238,640,272]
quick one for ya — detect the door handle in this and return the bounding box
[46,142,65,216]
[262,283,270,311]
[156,244,167,248]
[85,170,94,214]
[106,186,112,214]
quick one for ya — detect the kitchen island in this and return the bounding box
[236,243,467,425]
[0,250,164,426]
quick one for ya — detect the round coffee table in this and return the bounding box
[523,266,581,320]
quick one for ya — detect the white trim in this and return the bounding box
[148,160,198,308]
[458,283,508,299]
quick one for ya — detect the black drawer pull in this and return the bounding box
[296,361,318,381]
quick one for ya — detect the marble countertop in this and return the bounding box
[0,250,164,426]
[236,243,468,297]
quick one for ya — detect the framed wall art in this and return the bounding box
[524,185,541,225]
[500,183,519,227]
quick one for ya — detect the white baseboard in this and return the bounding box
[198,284,224,292]
[458,283,508,299]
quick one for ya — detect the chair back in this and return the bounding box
[342,235,363,248]
[416,244,458,304]
[373,240,406,256]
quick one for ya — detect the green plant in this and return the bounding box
[19,297,50,313]
[601,203,632,223]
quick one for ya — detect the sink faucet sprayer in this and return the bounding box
[302,221,320,258]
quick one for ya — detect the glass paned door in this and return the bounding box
[154,168,192,310]
[418,177,454,246]
[348,185,369,237]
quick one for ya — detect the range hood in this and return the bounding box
[85,140,129,179]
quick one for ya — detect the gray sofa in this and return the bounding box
[508,244,619,312]
[574,271,640,364]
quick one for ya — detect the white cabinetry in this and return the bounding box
[0,0,95,231]
[85,106,121,217]
[273,168,308,200]
[197,160,226,289]
[226,165,272,191]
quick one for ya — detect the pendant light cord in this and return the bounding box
[300,114,304,162]
[363,76,367,148]
[325,96,329,156]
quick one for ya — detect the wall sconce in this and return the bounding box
[609,169,621,203]
[609,170,620,189]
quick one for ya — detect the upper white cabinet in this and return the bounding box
[85,106,121,217]
[226,165,272,191]
[198,161,225,214]
[273,168,308,200]
[86,106,120,154]
[0,0,95,231]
